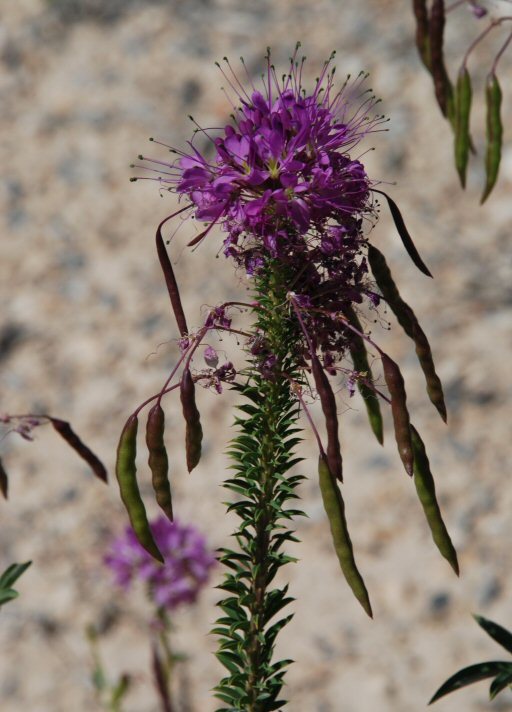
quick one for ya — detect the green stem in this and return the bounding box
[214,264,304,711]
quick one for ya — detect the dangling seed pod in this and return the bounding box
[180,369,203,473]
[318,455,372,617]
[344,305,383,444]
[454,66,472,189]
[115,414,164,562]
[411,425,459,574]
[0,457,8,499]
[50,418,108,482]
[481,72,503,204]
[429,0,454,120]
[146,404,173,522]
[382,354,414,476]
[311,353,343,482]
[368,245,446,421]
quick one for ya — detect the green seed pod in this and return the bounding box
[180,369,203,472]
[146,404,173,522]
[115,415,164,562]
[382,354,414,477]
[0,457,8,499]
[368,245,446,422]
[411,425,459,575]
[454,66,472,188]
[481,72,503,204]
[344,305,383,444]
[311,354,343,481]
[318,455,372,617]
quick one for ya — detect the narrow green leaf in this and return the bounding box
[474,615,512,655]
[489,670,512,700]
[430,662,512,704]
[0,589,19,605]
[0,561,32,590]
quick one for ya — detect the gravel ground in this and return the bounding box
[1,1,512,710]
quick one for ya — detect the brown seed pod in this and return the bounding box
[372,190,432,278]
[50,418,108,482]
[429,0,453,119]
[382,354,414,477]
[368,245,446,422]
[156,221,189,337]
[0,457,8,499]
[413,0,431,69]
[310,353,343,482]
[180,368,203,473]
[146,404,173,522]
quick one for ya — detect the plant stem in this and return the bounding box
[214,264,304,711]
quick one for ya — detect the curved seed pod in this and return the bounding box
[0,457,8,499]
[454,66,472,188]
[318,455,372,617]
[146,404,173,522]
[411,425,459,575]
[413,0,431,69]
[115,415,164,562]
[372,190,432,278]
[382,354,414,476]
[156,222,189,337]
[311,353,343,482]
[180,368,203,472]
[368,245,447,421]
[481,72,503,204]
[344,305,383,444]
[50,418,108,482]
[429,0,454,120]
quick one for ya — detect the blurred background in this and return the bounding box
[1,1,512,710]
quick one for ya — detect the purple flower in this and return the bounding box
[204,345,219,367]
[104,517,216,611]
[134,47,387,369]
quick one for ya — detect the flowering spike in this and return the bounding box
[128,47,454,705]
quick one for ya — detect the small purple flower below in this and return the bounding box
[104,517,216,611]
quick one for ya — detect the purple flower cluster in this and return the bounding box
[134,47,386,368]
[104,516,216,611]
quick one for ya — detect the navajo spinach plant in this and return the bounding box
[122,45,458,709]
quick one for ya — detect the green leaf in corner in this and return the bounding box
[489,669,512,700]
[0,589,19,606]
[473,615,512,655]
[429,662,512,704]
[0,561,32,590]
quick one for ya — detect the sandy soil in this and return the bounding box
[1,1,512,710]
